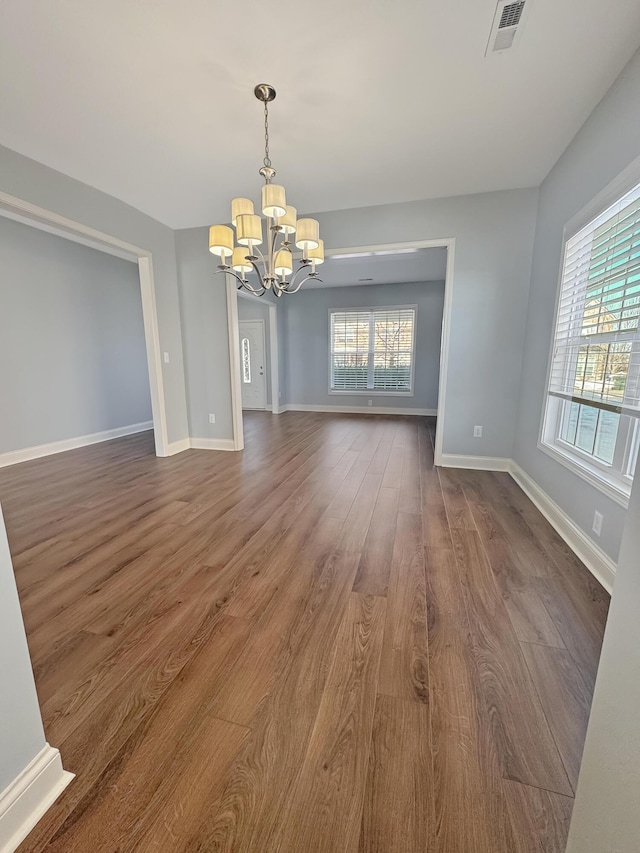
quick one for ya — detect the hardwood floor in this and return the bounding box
[0,412,610,852]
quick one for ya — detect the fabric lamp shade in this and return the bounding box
[231,198,254,227]
[308,239,325,265]
[280,205,297,234]
[262,184,287,218]
[295,218,320,250]
[232,247,253,272]
[274,249,293,276]
[209,225,234,256]
[236,214,263,247]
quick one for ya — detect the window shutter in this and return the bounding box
[372,308,415,391]
[330,311,371,391]
[549,184,640,417]
[330,307,415,393]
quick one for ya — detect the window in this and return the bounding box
[542,181,640,502]
[330,306,416,394]
[242,337,251,383]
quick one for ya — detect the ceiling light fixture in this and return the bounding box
[208,84,324,297]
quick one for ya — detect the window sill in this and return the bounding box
[329,389,415,397]
[537,440,630,509]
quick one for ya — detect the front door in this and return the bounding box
[239,320,267,410]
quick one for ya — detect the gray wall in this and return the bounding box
[238,295,272,407]
[175,226,234,440]
[281,281,444,411]
[0,144,189,445]
[0,218,151,453]
[566,460,640,852]
[175,226,280,439]
[0,504,46,791]
[176,189,538,458]
[513,47,640,563]
[310,190,538,457]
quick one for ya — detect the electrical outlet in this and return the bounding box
[473,425,483,438]
[367,399,373,407]
[209,414,216,424]
[592,510,603,537]
[163,351,170,364]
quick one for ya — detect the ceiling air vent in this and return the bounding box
[485,0,528,56]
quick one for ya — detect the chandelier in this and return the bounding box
[208,84,325,297]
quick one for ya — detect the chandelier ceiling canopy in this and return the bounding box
[208,84,324,297]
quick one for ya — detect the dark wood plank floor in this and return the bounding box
[0,412,610,852]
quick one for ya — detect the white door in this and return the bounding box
[239,320,267,410]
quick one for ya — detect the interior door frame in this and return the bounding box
[238,318,268,410]
[0,190,171,457]
[226,238,455,463]
[227,280,280,451]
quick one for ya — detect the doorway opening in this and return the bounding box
[226,238,455,460]
[228,287,280,449]
[0,190,170,457]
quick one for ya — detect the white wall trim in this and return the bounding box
[267,301,280,415]
[232,289,281,446]
[509,461,617,594]
[437,452,617,592]
[0,428,242,465]
[439,453,511,471]
[226,276,245,451]
[0,744,73,853]
[189,438,236,452]
[281,403,437,416]
[165,438,192,456]
[0,422,153,469]
[433,239,455,467]
[0,191,175,458]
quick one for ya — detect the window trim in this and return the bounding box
[538,157,640,509]
[327,304,418,397]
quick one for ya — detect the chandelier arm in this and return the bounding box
[247,259,272,296]
[217,267,266,296]
[288,261,312,285]
[240,278,268,296]
[251,243,269,274]
[282,274,320,295]
[243,284,268,297]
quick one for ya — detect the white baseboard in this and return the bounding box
[439,453,511,471]
[0,745,74,853]
[165,438,191,456]
[189,438,236,452]
[509,461,616,594]
[281,403,438,416]
[0,421,153,469]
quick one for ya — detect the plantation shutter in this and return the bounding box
[330,311,371,391]
[330,307,415,392]
[549,185,640,417]
[372,307,415,391]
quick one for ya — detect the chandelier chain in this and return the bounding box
[263,101,271,169]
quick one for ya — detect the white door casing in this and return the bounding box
[239,320,267,410]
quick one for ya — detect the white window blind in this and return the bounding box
[550,184,640,416]
[543,180,640,493]
[330,307,416,393]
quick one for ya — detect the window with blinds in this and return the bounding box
[330,307,416,394]
[543,180,640,496]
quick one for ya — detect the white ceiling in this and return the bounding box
[306,247,447,289]
[1,1,640,229]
